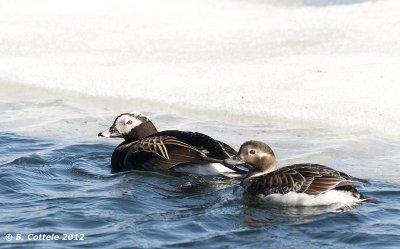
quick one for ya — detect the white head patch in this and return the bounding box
[115,114,144,134]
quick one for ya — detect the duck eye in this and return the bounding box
[126,120,132,125]
[249,149,256,155]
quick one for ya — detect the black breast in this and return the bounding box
[110,141,134,173]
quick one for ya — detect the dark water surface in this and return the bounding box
[1,99,400,248]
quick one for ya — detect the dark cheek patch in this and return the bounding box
[254,156,263,167]
[244,154,260,168]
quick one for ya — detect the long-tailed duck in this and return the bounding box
[98,112,246,175]
[224,140,368,206]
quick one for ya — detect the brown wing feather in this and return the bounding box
[125,136,218,171]
[242,164,361,196]
[132,136,208,159]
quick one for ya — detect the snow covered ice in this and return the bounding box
[0,0,399,137]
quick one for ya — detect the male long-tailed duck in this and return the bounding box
[224,140,368,206]
[98,112,246,175]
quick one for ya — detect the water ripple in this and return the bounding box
[1,132,400,248]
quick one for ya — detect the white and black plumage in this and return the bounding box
[98,112,244,175]
[224,141,369,206]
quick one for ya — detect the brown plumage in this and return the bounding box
[113,136,221,172]
[224,140,367,199]
[242,163,367,196]
[99,112,244,174]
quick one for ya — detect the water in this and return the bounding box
[1,96,400,248]
[1,0,399,247]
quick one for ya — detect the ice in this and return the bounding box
[0,0,399,137]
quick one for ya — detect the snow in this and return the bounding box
[0,0,399,137]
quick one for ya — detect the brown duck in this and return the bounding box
[224,140,369,206]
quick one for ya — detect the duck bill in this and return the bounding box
[98,127,122,138]
[221,155,248,174]
[224,155,246,166]
[223,155,255,171]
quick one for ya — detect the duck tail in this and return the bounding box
[361,197,381,204]
[349,176,369,184]
[335,185,377,203]
[202,157,224,163]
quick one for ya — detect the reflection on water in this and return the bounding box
[1,99,400,248]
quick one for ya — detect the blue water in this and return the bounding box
[1,105,400,248]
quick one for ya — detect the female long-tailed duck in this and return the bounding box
[224,140,368,206]
[98,112,246,175]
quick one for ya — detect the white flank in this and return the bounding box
[173,163,240,177]
[262,190,362,207]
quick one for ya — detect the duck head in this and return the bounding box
[98,112,158,141]
[224,140,277,176]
